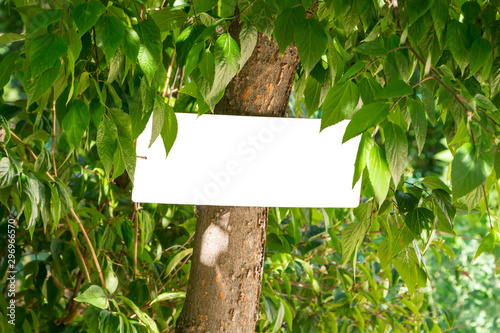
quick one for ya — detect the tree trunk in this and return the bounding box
[175,29,299,332]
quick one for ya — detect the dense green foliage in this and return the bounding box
[1,0,500,332]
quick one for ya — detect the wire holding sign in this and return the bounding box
[132,113,361,208]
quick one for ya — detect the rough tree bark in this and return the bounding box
[175,24,300,333]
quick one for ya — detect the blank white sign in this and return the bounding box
[132,113,361,208]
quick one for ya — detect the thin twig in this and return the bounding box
[436,231,483,241]
[422,302,463,315]
[477,109,500,127]
[443,324,470,332]
[51,98,57,177]
[482,184,493,231]
[70,210,106,288]
[162,50,176,97]
[66,216,91,282]
[471,116,499,149]
[167,66,180,106]
[132,0,142,20]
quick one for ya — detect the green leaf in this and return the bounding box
[343,102,390,143]
[22,174,40,232]
[474,94,497,111]
[320,81,359,131]
[219,0,238,17]
[193,0,217,12]
[353,41,387,57]
[27,9,60,34]
[73,1,105,35]
[368,144,391,205]
[395,191,419,214]
[393,247,420,297]
[75,285,108,309]
[421,84,436,125]
[150,292,186,305]
[304,77,323,117]
[375,80,413,100]
[384,122,408,184]
[199,49,215,88]
[204,33,240,109]
[95,14,126,62]
[63,100,90,148]
[140,211,154,253]
[408,98,427,155]
[136,19,162,84]
[294,18,327,74]
[422,175,451,194]
[26,61,61,107]
[97,119,118,178]
[123,26,140,63]
[272,301,285,333]
[273,6,305,55]
[446,20,470,74]
[150,7,188,32]
[243,0,276,37]
[239,21,258,68]
[461,1,481,22]
[358,76,382,105]
[0,158,16,189]
[160,104,178,159]
[353,133,374,188]
[29,33,68,77]
[342,220,370,264]
[118,296,159,333]
[451,143,493,199]
[109,108,136,183]
[0,116,11,144]
[469,38,491,75]
[441,309,455,329]
[105,262,119,294]
[53,180,73,216]
[34,149,52,173]
[430,0,448,43]
[98,310,120,333]
[0,52,19,90]
[405,207,434,237]
[473,231,499,261]
[150,96,178,158]
[0,33,25,45]
[164,248,193,278]
[433,189,456,227]
[407,0,432,25]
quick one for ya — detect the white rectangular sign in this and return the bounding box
[132,113,361,208]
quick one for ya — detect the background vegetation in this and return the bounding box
[1,0,500,332]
